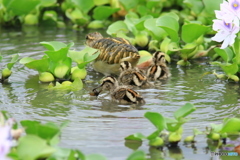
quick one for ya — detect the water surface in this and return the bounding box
[0,27,240,160]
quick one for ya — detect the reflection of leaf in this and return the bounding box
[85,154,107,160]
[144,112,165,131]
[126,150,146,160]
[17,135,55,160]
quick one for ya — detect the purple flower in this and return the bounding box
[211,19,239,49]
[215,0,240,26]
[0,113,13,160]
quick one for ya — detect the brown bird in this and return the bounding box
[90,76,145,105]
[146,51,170,81]
[85,32,140,76]
[119,61,153,88]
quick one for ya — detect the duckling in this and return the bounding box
[90,76,145,105]
[146,51,170,81]
[119,61,153,88]
[85,32,140,76]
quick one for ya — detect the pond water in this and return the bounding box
[0,26,240,160]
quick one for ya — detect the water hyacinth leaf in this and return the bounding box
[93,6,120,20]
[3,0,41,15]
[17,135,55,160]
[94,0,109,6]
[85,154,107,160]
[72,0,94,14]
[144,112,165,131]
[40,41,73,51]
[181,23,208,43]
[107,21,129,36]
[47,147,72,160]
[125,134,144,141]
[124,12,139,34]
[210,123,223,132]
[20,120,61,142]
[221,118,240,133]
[165,117,184,132]
[202,0,222,15]
[25,58,49,72]
[19,57,36,64]
[220,63,238,75]
[233,38,240,56]
[7,54,19,69]
[120,0,139,11]
[174,103,196,120]
[40,0,56,7]
[156,15,179,42]
[126,150,146,160]
[228,74,239,82]
[184,0,204,15]
[87,20,105,29]
[144,18,167,41]
[214,47,233,63]
[147,130,161,140]
[135,15,153,31]
[45,47,69,62]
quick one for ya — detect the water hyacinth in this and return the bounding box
[0,113,13,160]
[212,0,240,49]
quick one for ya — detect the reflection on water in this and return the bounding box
[0,27,240,160]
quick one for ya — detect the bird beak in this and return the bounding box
[90,85,102,96]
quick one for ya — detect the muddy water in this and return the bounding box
[0,27,240,160]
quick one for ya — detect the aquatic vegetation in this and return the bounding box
[20,41,99,90]
[125,103,196,148]
[0,54,19,83]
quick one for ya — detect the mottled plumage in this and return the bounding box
[91,76,145,104]
[85,32,140,75]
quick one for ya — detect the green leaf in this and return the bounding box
[40,0,56,7]
[228,74,239,82]
[125,133,144,141]
[19,57,35,64]
[165,117,184,132]
[85,154,107,160]
[71,78,83,90]
[24,58,49,72]
[107,21,129,36]
[181,23,208,43]
[174,103,196,120]
[202,0,222,15]
[40,41,73,51]
[47,147,72,160]
[220,62,239,75]
[214,47,233,63]
[135,15,153,31]
[184,0,204,15]
[17,135,55,160]
[126,150,146,160]
[144,18,167,41]
[20,120,61,143]
[120,0,139,11]
[221,118,240,133]
[72,0,94,14]
[210,123,223,133]
[3,0,41,15]
[144,112,165,131]
[93,0,109,6]
[147,130,161,140]
[45,47,69,62]
[156,15,179,42]
[7,54,19,69]
[93,6,120,20]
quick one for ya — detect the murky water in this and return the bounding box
[0,26,240,160]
